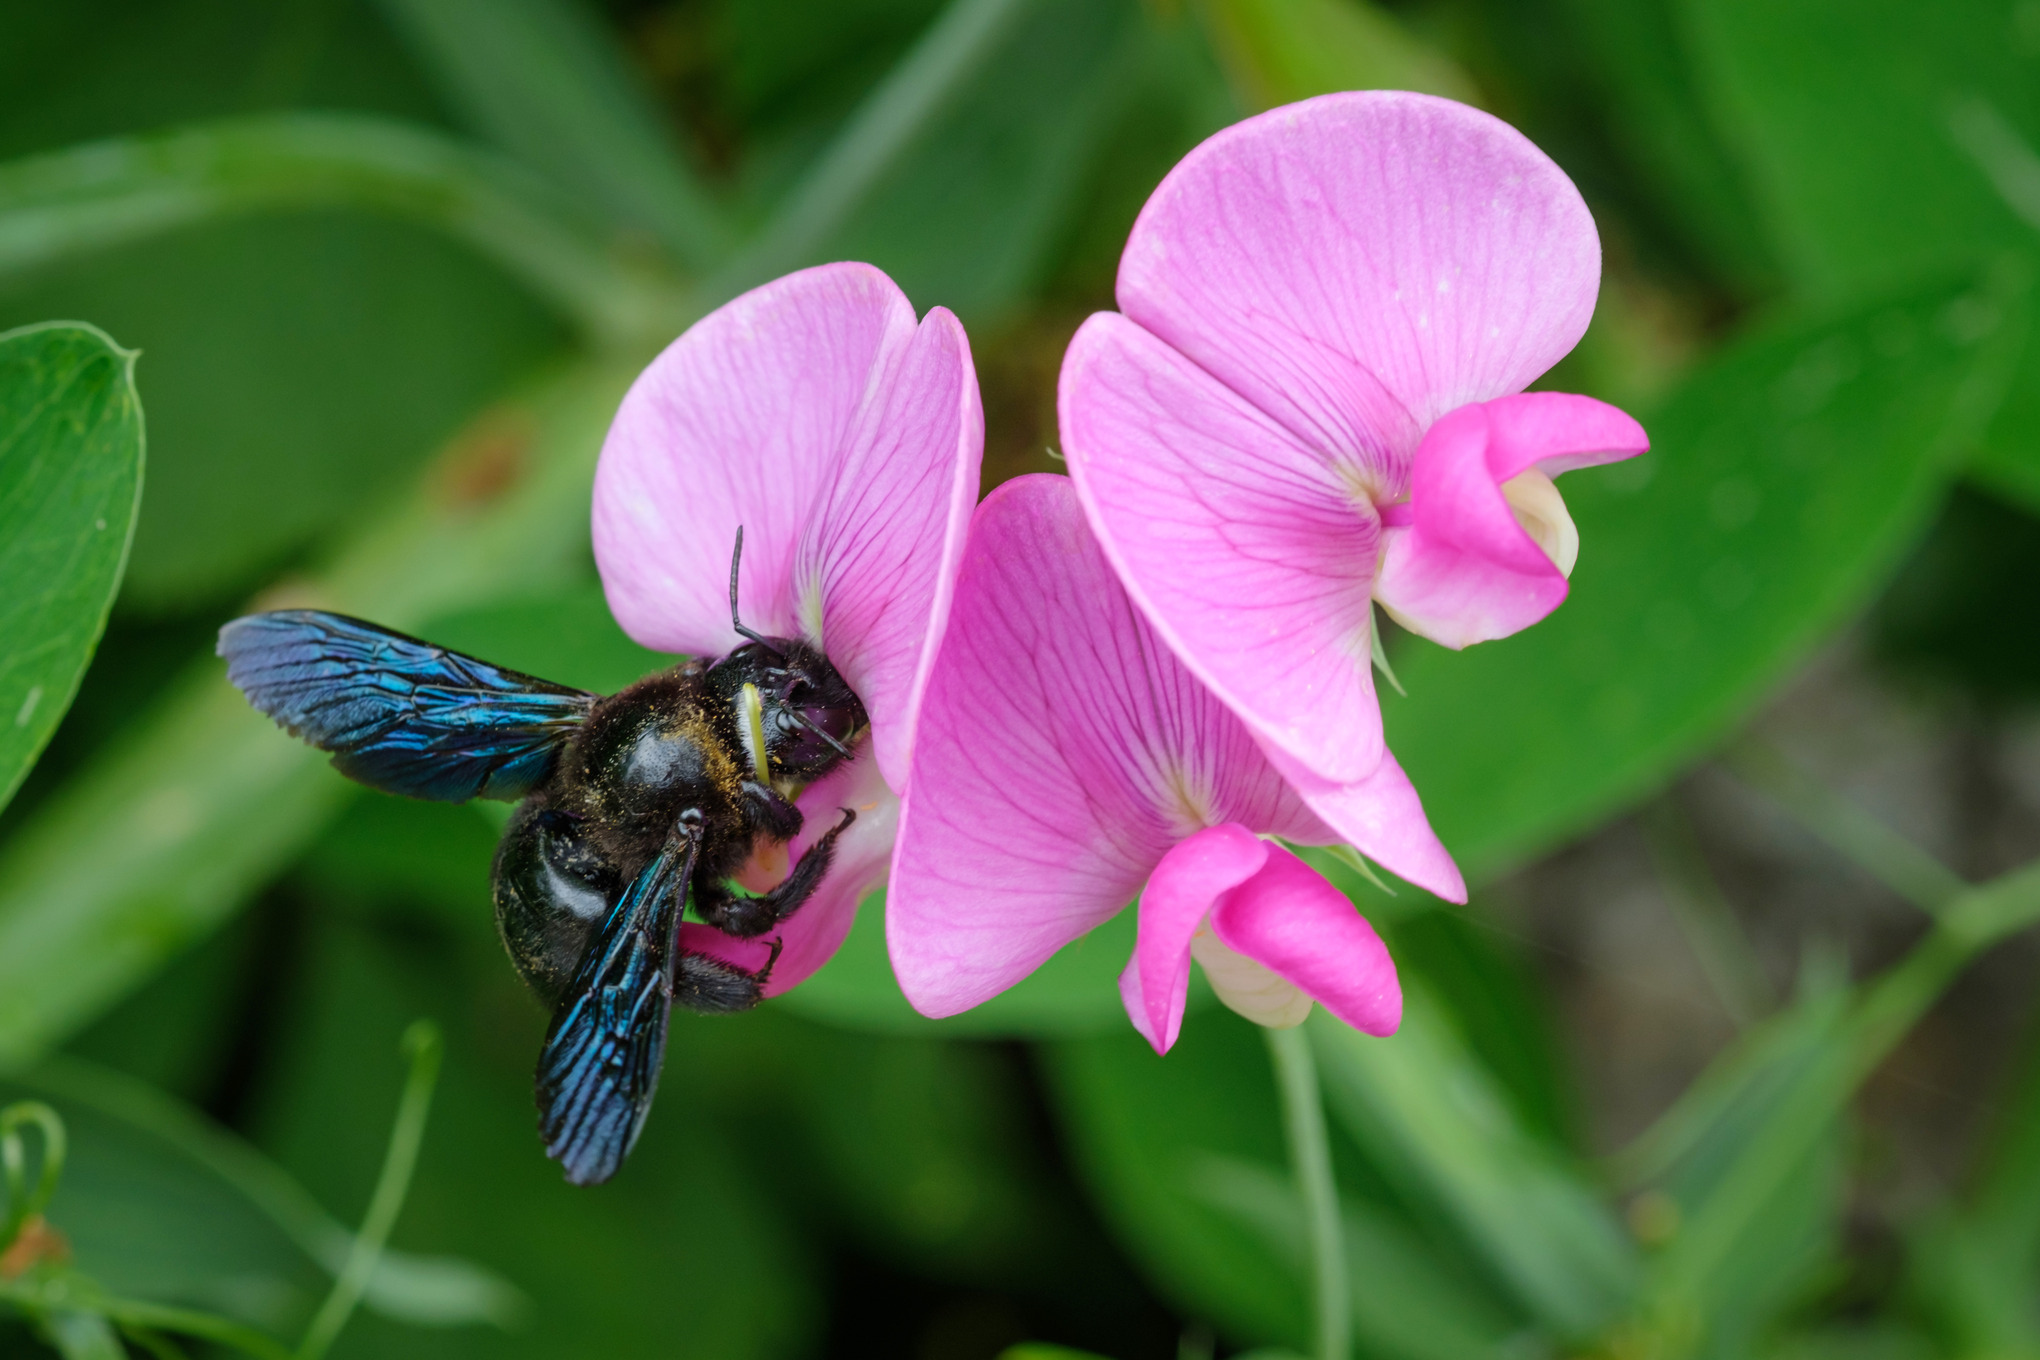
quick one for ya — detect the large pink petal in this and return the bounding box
[1210,845,1402,1037]
[1373,392,1647,649]
[592,262,982,789]
[1118,825,1269,1055]
[1117,91,1600,463]
[1062,312,1386,784]
[796,307,982,789]
[1260,740,1466,903]
[887,475,1329,1018]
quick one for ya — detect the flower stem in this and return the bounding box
[1265,1024,1348,1360]
[296,1021,443,1360]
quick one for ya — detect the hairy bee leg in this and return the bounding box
[697,807,857,938]
[739,780,803,839]
[672,952,764,1013]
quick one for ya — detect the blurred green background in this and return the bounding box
[4,0,2040,1356]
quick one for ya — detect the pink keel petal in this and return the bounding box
[888,475,1331,1018]
[1374,392,1648,650]
[1209,845,1402,1037]
[1062,312,1386,785]
[1117,825,1269,1055]
[1260,739,1466,903]
[1117,92,1601,454]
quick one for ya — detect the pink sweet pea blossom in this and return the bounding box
[593,261,982,992]
[1060,92,1647,898]
[887,475,1400,1053]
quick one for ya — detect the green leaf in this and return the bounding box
[1681,0,2040,507]
[0,359,633,1065]
[1553,0,1780,295]
[369,0,728,272]
[1190,0,1480,111]
[0,322,141,814]
[0,114,683,348]
[1387,272,2027,882]
[1308,1000,1636,1338]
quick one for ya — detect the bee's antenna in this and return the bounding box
[728,527,778,652]
[789,708,854,760]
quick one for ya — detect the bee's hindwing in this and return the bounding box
[219,610,595,802]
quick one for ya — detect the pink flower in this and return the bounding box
[1059,92,1647,898]
[887,475,1400,1053]
[593,261,982,992]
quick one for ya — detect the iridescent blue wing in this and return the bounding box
[536,820,698,1185]
[218,610,595,802]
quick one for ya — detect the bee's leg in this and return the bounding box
[739,780,803,840]
[697,808,856,938]
[672,952,762,1014]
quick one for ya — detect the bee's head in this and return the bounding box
[721,638,867,782]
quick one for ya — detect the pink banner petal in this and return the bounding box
[888,475,1330,1018]
[1374,392,1647,649]
[1116,91,1600,457]
[1210,845,1402,1037]
[592,261,981,790]
[1062,312,1386,784]
[1119,824,1268,1055]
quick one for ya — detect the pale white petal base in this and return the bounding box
[1500,467,1578,577]
[1191,925,1314,1029]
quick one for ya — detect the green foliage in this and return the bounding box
[0,323,141,814]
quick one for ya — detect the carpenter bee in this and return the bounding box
[219,532,866,1185]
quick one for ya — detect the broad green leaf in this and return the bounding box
[0,359,633,1065]
[1554,0,1779,295]
[1309,999,1636,1338]
[1389,273,2026,882]
[0,322,141,813]
[1682,0,2040,507]
[369,0,728,272]
[1190,0,1479,111]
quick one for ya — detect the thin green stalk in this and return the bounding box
[1265,1025,1349,1360]
[705,0,1032,300]
[1637,796,1772,1027]
[0,1101,64,1251]
[1722,737,1970,916]
[296,1022,444,1360]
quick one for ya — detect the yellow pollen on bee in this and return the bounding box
[737,682,772,784]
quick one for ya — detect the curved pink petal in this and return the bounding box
[1260,740,1466,903]
[1116,91,1600,462]
[1062,312,1386,784]
[1209,845,1402,1036]
[1117,825,1269,1055]
[887,475,1329,1018]
[1373,392,1647,649]
[592,261,982,790]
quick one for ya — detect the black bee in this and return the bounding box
[219,533,866,1185]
